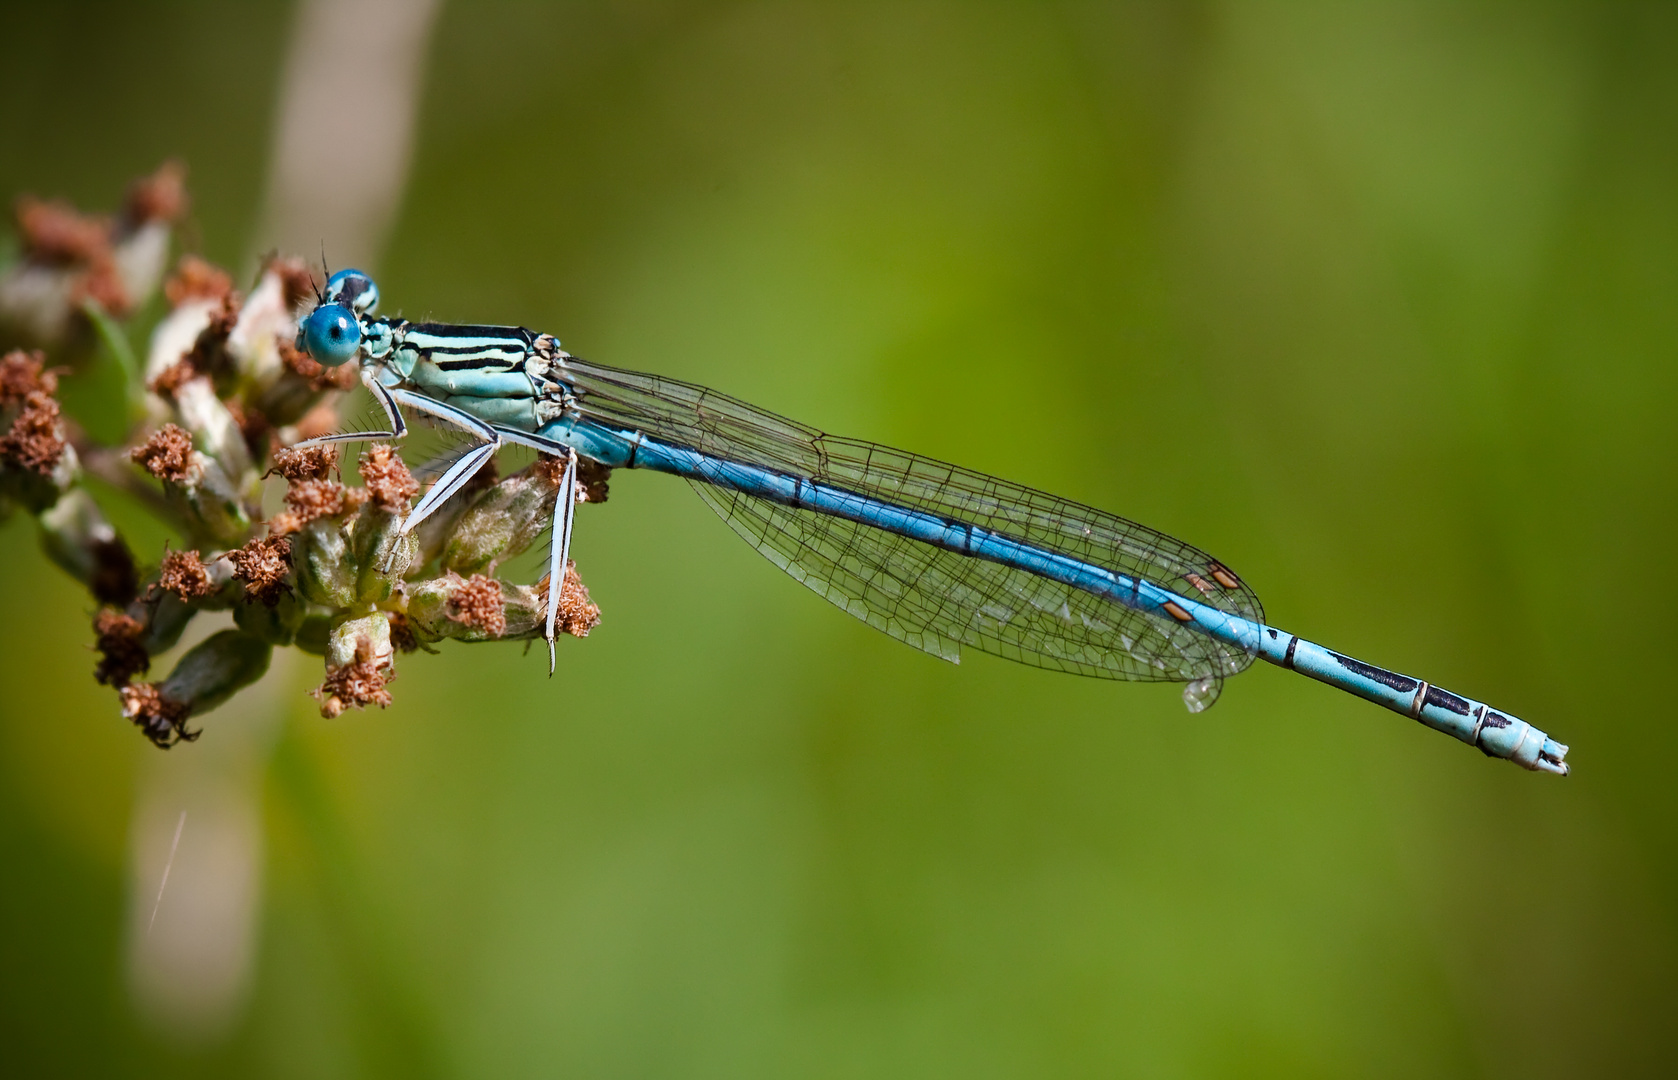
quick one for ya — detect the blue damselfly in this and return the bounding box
[293,270,1569,776]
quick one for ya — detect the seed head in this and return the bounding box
[269,477,363,536]
[130,424,196,482]
[228,535,292,606]
[359,444,418,511]
[0,390,67,474]
[270,443,337,481]
[156,549,215,601]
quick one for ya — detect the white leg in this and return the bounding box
[400,438,500,536]
[545,450,578,675]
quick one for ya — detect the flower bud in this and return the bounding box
[121,628,270,747]
[129,424,252,546]
[290,515,358,609]
[139,591,199,656]
[154,629,271,718]
[351,506,417,603]
[404,573,546,643]
[315,613,394,718]
[232,587,307,646]
[440,461,562,576]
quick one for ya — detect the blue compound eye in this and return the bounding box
[299,303,363,367]
[323,268,380,315]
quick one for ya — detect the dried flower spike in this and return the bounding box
[4,168,617,748]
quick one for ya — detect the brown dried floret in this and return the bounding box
[449,573,507,637]
[93,609,149,687]
[119,682,195,748]
[121,161,187,227]
[387,611,421,654]
[15,196,110,265]
[264,254,316,312]
[227,535,292,606]
[130,424,196,481]
[314,635,393,718]
[575,458,612,504]
[359,444,418,511]
[279,338,357,391]
[156,548,214,600]
[532,454,611,504]
[182,291,242,381]
[268,477,363,535]
[0,391,66,474]
[269,443,338,482]
[146,358,198,398]
[0,349,58,402]
[542,560,602,638]
[163,254,233,308]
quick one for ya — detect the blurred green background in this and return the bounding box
[3,1,1675,1076]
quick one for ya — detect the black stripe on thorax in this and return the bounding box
[407,322,539,346]
[401,323,540,369]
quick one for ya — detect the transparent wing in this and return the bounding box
[563,357,1263,682]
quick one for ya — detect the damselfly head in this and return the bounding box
[298,302,363,367]
[323,268,380,316]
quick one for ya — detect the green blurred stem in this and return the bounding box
[79,298,146,432]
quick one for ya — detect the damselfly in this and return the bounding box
[292,270,1568,776]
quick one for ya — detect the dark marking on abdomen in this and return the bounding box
[1331,652,1419,694]
[1423,685,1472,716]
